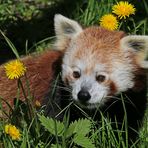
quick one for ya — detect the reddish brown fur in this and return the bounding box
[69,27,127,92]
[74,27,125,59]
[72,27,127,74]
[0,50,63,110]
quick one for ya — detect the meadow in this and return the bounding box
[0,0,148,147]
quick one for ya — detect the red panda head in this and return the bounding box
[54,14,148,108]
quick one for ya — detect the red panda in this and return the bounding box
[0,14,147,143]
[44,15,148,143]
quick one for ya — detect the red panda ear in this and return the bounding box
[54,14,83,51]
[120,35,148,69]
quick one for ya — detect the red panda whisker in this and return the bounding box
[103,100,119,113]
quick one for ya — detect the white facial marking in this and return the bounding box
[62,55,135,109]
[62,59,110,108]
[111,63,134,92]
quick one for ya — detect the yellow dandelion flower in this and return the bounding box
[5,124,10,134]
[35,100,41,108]
[112,1,136,19]
[5,124,21,140]
[4,60,26,80]
[100,14,118,31]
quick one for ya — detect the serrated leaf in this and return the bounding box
[66,120,77,138]
[73,134,95,148]
[66,118,91,138]
[75,119,91,136]
[38,114,64,136]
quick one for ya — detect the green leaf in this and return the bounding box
[51,144,62,148]
[73,134,95,148]
[66,118,91,138]
[38,114,64,136]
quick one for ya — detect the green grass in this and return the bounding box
[0,0,148,147]
[0,77,147,147]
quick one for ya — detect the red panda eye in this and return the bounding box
[96,75,106,83]
[73,71,81,78]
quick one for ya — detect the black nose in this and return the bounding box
[77,90,91,103]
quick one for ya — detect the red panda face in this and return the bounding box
[54,14,148,109]
[62,27,136,108]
